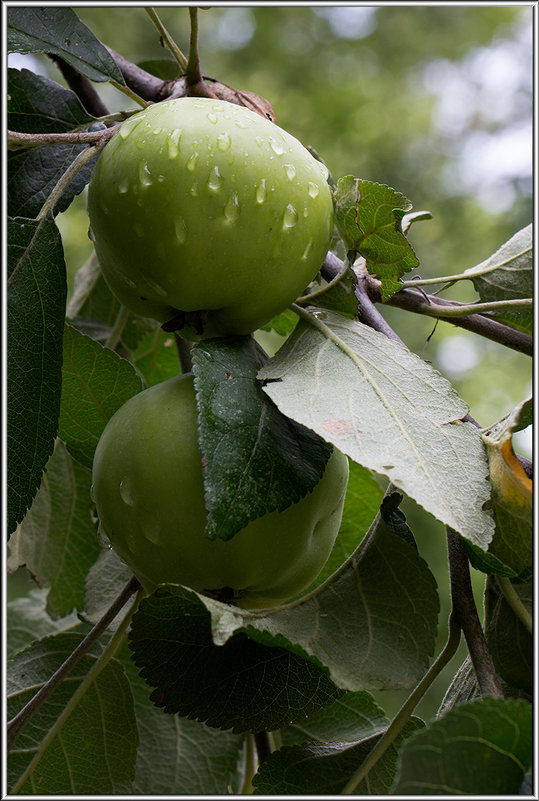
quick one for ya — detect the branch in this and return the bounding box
[48,54,109,117]
[446,529,504,698]
[321,252,533,356]
[144,7,188,71]
[7,576,141,751]
[184,7,217,98]
[107,45,167,100]
[8,127,119,148]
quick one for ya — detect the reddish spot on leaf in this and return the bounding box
[322,418,351,436]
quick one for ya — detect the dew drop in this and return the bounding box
[119,479,135,506]
[119,115,142,139]
[207,165,222,193]
[282,203,298,229]
[308,182,320,199]
[269,137,285,155]
[167,128,182,159]
[255,136,264,148]
[234,117,254,129]
[97,525,113,550]
[88,226,96,243]
[301,239,313,261]
[134,223,144,238]
[224,193,240,223]
[174,216,188,244]
[284,163,296,181]
[303,207,309,218]
[186,152,199,171]
[217,132,231,151]
[118,177,129,194]
[190,183,199,197]
[255,179,266,204]
[139,161,153,187]
[207,112,218,124]
[144,520,161,544]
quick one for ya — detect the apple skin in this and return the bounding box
[92,374,348,609]
[87,97,334,340]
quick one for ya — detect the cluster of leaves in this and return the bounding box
[6,7,533,796]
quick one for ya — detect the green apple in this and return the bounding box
[92,374,348,609]
[87,97,334,340]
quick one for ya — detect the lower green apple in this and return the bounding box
[92,374,348,609]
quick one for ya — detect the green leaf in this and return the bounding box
[131,326,181,386]
[7,588,84,659]
[128,585,343,733]
[7,6,123,84]
[302,265,359,319]
[83,549,135,626]
[67,255,156,352]
[394,698,532,795]
[280,691,389,747]
[58,323,143,468]
[253,719,424,795]
[118,643,244,794]
[333,176,419,300]
[8,440,101,618]
[260,307,299,336]
[259,312,494,548]
[8,144,98,218]
[485,577,533,694]
[7,632,138,794]
[192,336,332,541]
[8,67,96,132]
[7,216,66,535]
[464,224,533,334]
[137,58,179,81]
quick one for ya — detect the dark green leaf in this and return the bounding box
[128,585,343,733]
[192,336,332,540]
[7,439,101,618]
[485,577,533,694]
[303,265,359,318]
[118,643,244,794]
[131,327,181,387]
[7,7,123,83]
[58,323,143,468]
[333,176,419,300]
[253,719,424,795]
[394,698,532,795]
[7,216,66,534]
[8,144,97,218]
[7,632,137,794]
[137,58,179,81]
[7,588,84,659]
[8,67,96,133]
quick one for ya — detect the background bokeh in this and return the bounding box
[8,6,533,719]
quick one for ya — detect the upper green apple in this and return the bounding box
[87,97,334,340]
[91,374,349,609]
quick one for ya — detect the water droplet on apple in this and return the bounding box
[190,183,198,197]
[284,163,296,181]
[255,180,266,204]
[134,223,144,238]
[282,204,298,229]
[120,116,142,139]
[301,239,313,261]
[167,128,182,159]
[217,132,231,151]
[119,479,135,506]
[207,165,222,193]
[207,112,218,124]
[235,117,254,129]
[144,520,161,544]
[174,216,188,244]
[139,162,153,187]
[269,137,285,155]
[255,136,264,147]
[308,182,320,199]
[303,207,309,218]
[186,152,199,171]
[118,177,129,194]
[224,193,240,223]
[97,525,113,549]
[153,127,162,135]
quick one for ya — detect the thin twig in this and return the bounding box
[7,576,141,751]
[8,127,119,148]
[145,7,188,71]
[341,614,462,794]
[107,45,167,100]
[174,333,193,373]
[184,7,218,98]
[36,143,103,220]
[446,528,504,698]
[105,305,131,351]
[48,54,110,117]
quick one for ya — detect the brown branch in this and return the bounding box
[446,529,504,697]
[49,54,109,117]
[106,46,166,100]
